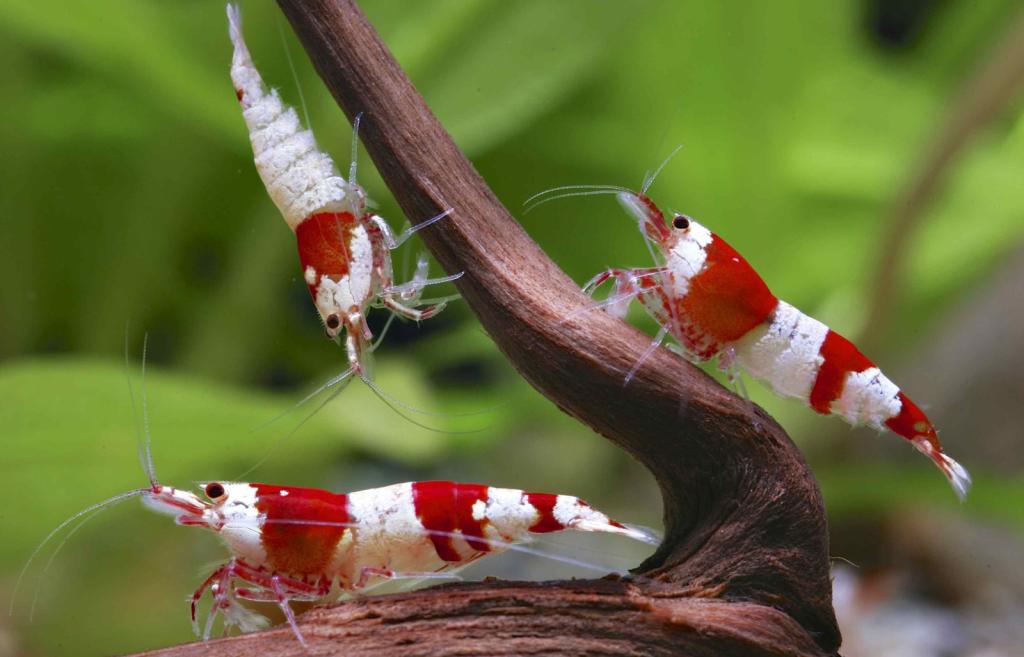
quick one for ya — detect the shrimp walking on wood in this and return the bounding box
[15,349,657,646]
[228,5,461,386]
[21,468,656,646]
[526,167,971,500]
[158,479,655,644]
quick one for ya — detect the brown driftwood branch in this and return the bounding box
[135,1,840,654]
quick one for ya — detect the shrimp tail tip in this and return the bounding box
[939,453,972,502]
[913,439,971,501]
[574,519,662,546]
[621,523,662,546]
[226,5,245,56]
[226,4,240,34]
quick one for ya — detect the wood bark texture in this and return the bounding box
[135,1,842,654]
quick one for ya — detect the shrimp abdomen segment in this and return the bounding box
[731,302,969,496]
[732,301,830,401]
[410,482,644,559]
[735,302,908,429]
[227,5,352,230]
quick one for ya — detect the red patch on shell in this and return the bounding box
[294,212,361,297]
[678,234,778,349]
[808,330,875,414]
[884,391,938,450]
[412,481,491,561]
[526,493,564,533]
[253,484,350,578]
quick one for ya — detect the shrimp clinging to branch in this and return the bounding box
[527,158,971,500]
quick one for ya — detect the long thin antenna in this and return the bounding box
[523,186,632,215]
[124,328,156,489]
[523,184,632,207]
[359,375,500,419]
[275,15,312,133]
[234,368,359,481]
[640,144,683,195]
[360,376,490,434]
[10,488,149,618]
[349,112,363,185]
[139,334,156,489]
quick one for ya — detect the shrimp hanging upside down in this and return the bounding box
[527,182,970,499]
[227,5,460,382]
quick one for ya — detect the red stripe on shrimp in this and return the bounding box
[526,493,564,533]
[295,212,359,292]
[412,481,491,560]
[808,330,874,414]
[253,484,350,577]
[677,235,778,349]
[884,392,938,450]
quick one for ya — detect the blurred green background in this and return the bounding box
[2,1,1023,655]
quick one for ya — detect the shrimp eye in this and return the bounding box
[205,482,226,500]
[672,215,690,230]
[325,314,341,330]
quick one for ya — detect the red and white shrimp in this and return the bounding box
[149,478,654,644]
[227,5,460,383]
[527,180,970,499]
[22,474,653,645]
[15,348,655,645]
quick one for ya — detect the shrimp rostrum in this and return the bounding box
[227,5,460,381]
[528,174,970,499]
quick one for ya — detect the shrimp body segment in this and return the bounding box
[227,5,455,377]
[585,190,970,499]
[144,479,653,642]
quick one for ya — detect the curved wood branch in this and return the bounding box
[136,1,841,654]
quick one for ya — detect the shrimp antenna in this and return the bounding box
[357,373,491,434]
[234,368,358,480]
[238,364,490,480]
[359,374,502,420]
[10,488,150,618]
[349,112,363,186]
[140,333,157,489]
[275,13,312,133]
[124,329,157,490]
[522,185,632,215]
[640,144,683,195]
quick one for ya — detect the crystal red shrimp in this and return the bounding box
[147,478,655,644]
[227,5,460,382]
[16,354,657,645]
[527,180,970,499]
[20,476,654,645]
